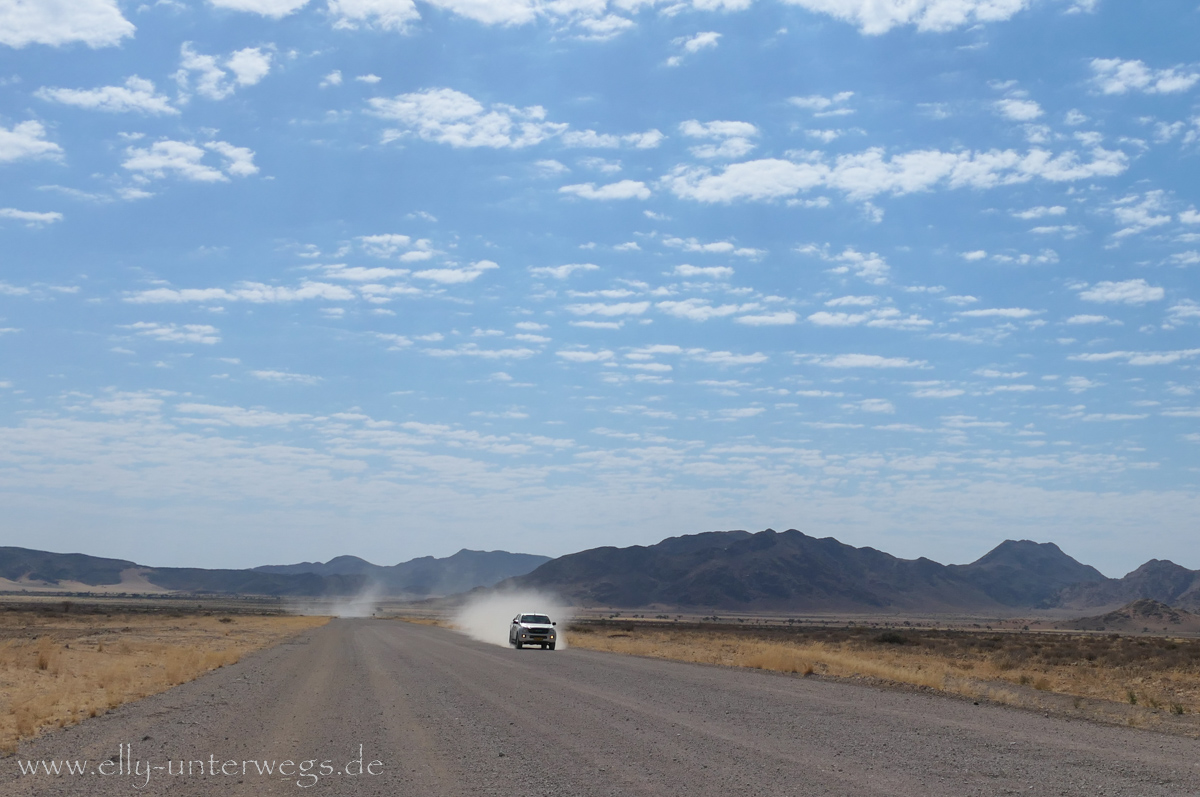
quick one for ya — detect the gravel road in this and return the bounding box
[5,619,1200,796]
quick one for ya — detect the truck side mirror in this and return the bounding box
[552,622,556,626]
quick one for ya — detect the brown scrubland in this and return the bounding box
[568,620,1200,731]
[0,601,327,751]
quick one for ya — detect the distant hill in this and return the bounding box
[0,547,137,587]
[0,546,548,597]
[947,540,1106,607]
[1056,559,1200,612]
[507,529,1106,612]
[1065,599,1200,634]
[255,549,551,596]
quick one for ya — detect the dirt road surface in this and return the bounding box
[5,619,1199,796]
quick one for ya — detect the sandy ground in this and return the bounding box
[4,619,1200,796]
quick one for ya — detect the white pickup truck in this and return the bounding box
[509,612,557,650]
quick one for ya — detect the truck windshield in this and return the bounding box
[521,615,551,624]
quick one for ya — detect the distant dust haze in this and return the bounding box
[291,584,384,618]
[453,590,574,648]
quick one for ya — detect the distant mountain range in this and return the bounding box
[4,529,1198,615]
[253,549,550,596]
[0,547,548,597]
[507,528,1192,614]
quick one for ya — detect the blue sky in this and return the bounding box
[1,0,1198,576]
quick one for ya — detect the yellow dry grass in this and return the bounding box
[0,611,328,752]
[568,624,1200,719]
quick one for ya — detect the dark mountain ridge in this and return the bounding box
[1057,559,1200,612]
[509,529,1118,612]
[255,548,551,596]
[0,546,548,597]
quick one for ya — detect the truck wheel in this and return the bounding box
[515,640,523,649]
[541,644,547,650]
[549,643,556,651]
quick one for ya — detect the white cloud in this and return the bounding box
[534,159,569,177]
[805,353,928,368]
[560,180,650,200]
[1065,314,1116,325]
[678,119,759,159]
[1167,301,1200,326]
[663,143,1127,204]
[664,236,763,257]
[124,322,220,344]
[323,265,409,281]
[806,129,842,143]
[175,403,309,427]
[424,343,537,359]
[1065,376,1101,393]
[960,250,987,261]
[853,398,895,413]
[566,302,650,317]
[797,245,889,284]
[718,407,765,419]
[571,321,622,329]
[690,349,768,366]
[320,70,343,88]
[1070,349,1200,366]
[0,121,62,164]
[204,141,258,177]
[412,259,499,283]
[125,281,355,304]
[990,249,1058,265]
[556,349,614,362]
[370,88,564,149]
[808,307,930,329]
[664,159,824,202]
[175,43,273,101]
[0,207,62,225]
[681,120,753,158]
[778,0,1032,34]
[957,307,1039,318]
[788,91,854,112]
[357,74,382,84]
[826,295,876,306]
[657,299,756,321]
[36,76,177,115]
[561,130,620,147]
[122,140,258,183]
[1180,209,1200,225]
[1077,279,1164,304]
[328,0,419,30]
[736,311,797,326]
[1111,191,1171,238]
[676,30,721,53]
[530,263,599,279]
[623,130,665,149]
[913,387,964,398]
[672,264,734,279]
[1013,205,1066,220]
[252,369,322,385]
[994,99,1042,121]
[0,0,134,48]
[375,333,411,350]
[207,0,310,18]
[1090,58,1200,95]
[356,233,411,258]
